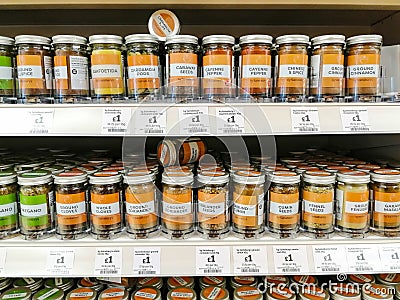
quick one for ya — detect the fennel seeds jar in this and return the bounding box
[0,36,15,100]
[0,171,18,239]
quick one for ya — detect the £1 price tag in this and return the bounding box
[179,107,210,134]
[94,248,122,276]
[312,246,348,273]
[340,107,371,132]
[346,245,381,273]
[133,247,161,276]
[379,244,400,272]
[291,107,320,132]
[273,246,310,274]
[232,246,268,275]
[196,247,230,275]
[216,107,245,135]
[134,107,167,135]
[101,108,131,134]
[45,249,75,276]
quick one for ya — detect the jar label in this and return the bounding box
[233,193,264,226]
[198,196,226,215]
[302,190,334,226]
[181,141,206,164]
[170,63,198,77]
[168,52,198,88]
[37,288,60,300]
[17,54,45,90]
[151,12,175,37]
[374,200,400,213]
[344,200,369,214]
[335,188,369,229]
[163,201,192,215]
[125,191,157,226]
[56,192,87,225]
[91,201,120,215]
[128,54,160,91]
[276,53,308,89]
[91,64,121,78]
[268,192,299,226]
[347,54,380,89]
[237,289,259,296]
[0,195,17,226]
[20,202,47,217]
[170,292,193,298]
[101,291,125,298]
[203,54,233,89]
[162,191,193,225]
[70,291,94,297]
[241,53,272,92]
[55,55,89,91]
[134,291,157,299]
[126,200,156,215]
[279,65,307,78]
[311,54,344,89]
[90,193,121,226]
[0,66,12,80]
[205,287,222,299]
[44,56,53,90]
[2,293,28,299]
[373,191,400,225]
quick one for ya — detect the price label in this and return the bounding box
[312,246,348,273]
[340,107,371,132]
[273,246,310,274]
[179,107,210,135]
[133,247,161,276]
[0,248,6,275]
[0,108,55,134]
[101,108,131,134]
[94,248,122,276]
[216,107,245,135]
[346,245,381,273]
[291,107,320,132]
[45,249,75,275]
[232,246,268,275]
[379,244,400,272]
[196,247,230,275]
[134,107,167,135]
[26,109,55,134]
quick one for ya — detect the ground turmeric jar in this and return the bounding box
[346,34,383,102]
[267,171,301,239]
[370,169,400,236]
[310,35,345,102]
[232,170,265,239]
[238,34,273,102]
[162,171,194,239]
[202,35,235,102]
[274,35,310,102]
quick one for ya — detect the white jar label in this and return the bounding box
[170,292,194,298]
[20,203,47,217]
[70,56,89,90]
[17,65,42,79]
[310,55,320,88]
[322,64,344,77]
[163,202,192,215]
[237,290,259,296]
[188,141,199,163]
[128,65,159,79]
[54,66,68,79]
[233,203,256,216]
[44,56,52,89]
[102,292,125,298]
[0,66,12,80]
[91,64,121,78]
[134,292,156,299]
[56,202,86,215]
[0,202,16,217]
[70,292,94,297]
[198,201,225,216]
[345,201,369,214]
[269,201,299,216]
[242,65,272,78]
[170,63,197,77]
[374,200,400,214]
[303,200,333,215]
[203,65,231,78]
[126,201,155,215]
[91,202,120,215]
[3,293,28,299]
[37,288,59,300]
[279,64,308,78]
[348,65,379,78]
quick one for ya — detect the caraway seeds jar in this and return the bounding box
[0,36,15,101]
[0,171,18,239]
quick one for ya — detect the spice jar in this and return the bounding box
[76,278,103,292]
[202,35,235,102]
[233,286,262,300]
[124,170,159,239]
[0,287,32,300]
[199,277,226,289]
[132,287,161,300]
[136,277,163,290]
[125,34,161,101]
[362,283,393,300]
[330,283,361,300]
[0,36,15,100]
[232,170,265,239]
[377,274,400,287]
[165,35,199,102]
[89,35,125,102]
[291,275,318,286]
[13,278,43,293]
[18,170,55,240]
[0,171,18,239]
[299,287,330,300]
[301,171,336,238]
[44,278,75,292]
[267,171,301,238]
[370,169,400,236]
[274,35,310,102]
[200,287,229,300]
[54,171,89,240]
[348,274,375,285]
[66,287,97,300]
[32,288,64,300]
[238,34,273,102]
[158,139,207,167]
[346,34,383,102]
[98,287,129,300]
[161,171,194,239]
[335,170,370,237]
[230,277,258,289]
[167,287,197,300]
[89,171,123,240]
[266,286,296,300]
[264,276,290,288]
[197,171,230,239]
[15,35,53,103]
[167,277,195,290]
[310,35,345,102]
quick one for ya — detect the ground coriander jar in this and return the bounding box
[233,286,262,300]
[66,287,97,300]
[132,287,161,300]
[238,34,273,102]
[15,35,53,103]
[346,34,383,102]
[370,169,400,236]
[18,170,55,240]
[0,36,15,100]
[202,35,235,102]
[310,34,345,102]
[98,287,129,300]
[89,171,123,240]
[54,171,89,240]
[232,170,265,239]
[167,277,195,290]
[32,288,63,300]
[0,171,18,239]
[274,34,310,102]
[167,287,197,300]
[165,35,199,102]
[89,35,125,103]
[125,34,161,101]
[0,287,32,300]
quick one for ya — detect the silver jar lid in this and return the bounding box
[132,287,161,300]
[162,171,194,185]
[336,170,370,184]
[0,171,17,185]
[124,171,155,185]
[165,35,198,45]
[232,170,265,185]
[53,171,88,185]
[52,35,87,45]
[197,171,229,185]
[88,34,123,45]
[303,170,336,184]
[0,287,32,300]
[89,171,121,184]
[371,169,400,183]
[98,287,129,300]
[125,34,159,44]
[18,169,53,185]
[362,283,393,300]
[275,34,310,45]
[311,34,346,46]
[67,287,97,300]
[32,288,64,300]
[347,34,383,46]
[15,35,51,45]
[0,36,14,46]
[200,286,229,300]
[268,171,301,184]
[239,34,273,45]
[202,35,235,45]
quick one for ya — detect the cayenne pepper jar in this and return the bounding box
[0,36,15,100]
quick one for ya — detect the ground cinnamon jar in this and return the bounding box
[346,34,383,102]
[238,34,273,102]
[274,34,310,102]
[310,35,345,102]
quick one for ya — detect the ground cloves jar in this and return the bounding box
[0,171,18,239]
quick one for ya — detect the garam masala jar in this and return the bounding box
[346,34,383,102]
[0,171,18,239]
[0,36,15,100]
[274,34,310,102]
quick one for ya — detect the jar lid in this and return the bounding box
[132,287,161,300]
[265,276,289,287]
[18,169,52,185]
[54,171,87,184]
[200,286,229,300]
[52,35,87,45]
[89,171,121,184]
[88,35,123,45]
[125,33,159,44]
[376,274,400,285]
[234,286,262,300]
[32,288,64,300]
[331,283,361,299]
[98,287,129,299]
[200,276,226,287]
[202,35,235,45]
[268,171,301,184]
[162,171,194,185]
[291,275,318,285]
[167,277,195,289]
[198,171,229,185]
[137,277,163,289]
[348,274,375,284]
[299,288,330,300]
[239,34,273,45]
[231,276,257,286]
[362,283,393,300]
[336,170,370,184]
[15,35,51,45]
[0,171,17,185]
[347,34,383,46]
[0,36,14,46]
[0,287,32,300]
[168,287,196,300]
[124,171,154,185]
[303,171,336,184]
[148,9,180,41]
[267,286,296,300]
[44,278,75,291]
[311,34,346,46]
[275,34,310,45]
[165,34,198,45]
[67,287,97,300]
[232,170,265,185]
[371,169,400,183]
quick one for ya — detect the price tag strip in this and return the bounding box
[379,244,400,272]
[178,107,210,135]
[0,248,6,275]
[196,246,230,275]
[346,245,381,273]
[94,248,122,276]
[134,107,167,135]
[232,246,268,275]
[291,107,320,132]
[0,108,55,134]
[45,249,75,276]
[312,245,348,273]
[340,107,371,132]
[101,107,132,134]
[133,247,161,276]
[216,107,245,135]
[273,246,310,274]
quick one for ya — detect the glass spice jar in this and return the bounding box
[15,35,53,103]
[362,283,393,300]
[199,277,226,289]
[233,286,263,300]
[267,171,301,239]
[89,171,123,240]
[200,287,229,300]
[197,171,230,239]
[32,288,64,300]
[98,287,129,300]
[132,287,161,300]
[157,139,207,167]
[136,277,163,290]
[161,171,194,239]
[165,35,199,102]
[167,277,195,290]
[53,171,89,240]
[335,170,370,238]
[52,35,90,103]
[230,277,258,289]
[66,287,97,300]
[125,34,161,101]
[370,169,400,236]
[232,170,265,239]
[202,35,235,102]
[124,170,159,239]
[89,35,125,103]
[346,34,383,102]
[274,35,310,102]
[310,34,345,102]
[0,36,15,101]
[238,34,273,102]
[167,287,197,300]
[0,171,18,239]
[17,170,55,240]
[266,286,296,300]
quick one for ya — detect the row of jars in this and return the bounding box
[0,33,383,104]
